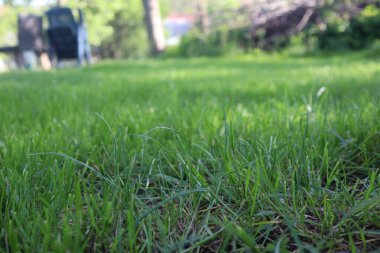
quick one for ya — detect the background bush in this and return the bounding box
[316,5,380,51]
[172,27,252,57]
[171,4,380,57]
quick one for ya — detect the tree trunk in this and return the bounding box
[142,0,166,55]
[197,0,209,35]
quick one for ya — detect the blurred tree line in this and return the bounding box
[313,1,380,51]
[0,0,151,58]
[175,0,380,56]
[0,0,246,59]
[1,0,379,59]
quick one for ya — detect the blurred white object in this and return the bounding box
[23,50,38,69]
[0,59,7,72]
[317,87,327,97]
[39,52,52,70]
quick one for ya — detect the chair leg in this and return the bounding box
[57,59,63,68]
[14,50,23,69]
[77,55,83,66]
[84,50,91,65]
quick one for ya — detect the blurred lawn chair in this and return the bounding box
[0,14,50,70]
[18,14,48,69]
[46,7,91,66]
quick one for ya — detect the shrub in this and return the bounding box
[317,24,350,51]
[177,31,226,57]
[316,5,380,51]
[173,27,259,57]
[348,5,380,49]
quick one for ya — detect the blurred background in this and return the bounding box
[0,0,379,71]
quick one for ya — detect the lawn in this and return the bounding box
[0,53,379,252]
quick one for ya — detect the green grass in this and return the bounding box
[0,53,379,252]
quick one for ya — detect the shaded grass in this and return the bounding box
[0,53,379,252]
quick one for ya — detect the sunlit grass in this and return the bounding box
[0,53,379,252]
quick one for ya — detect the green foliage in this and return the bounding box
[66,0,148,58]
[316,5,380,51]
[172,27,250,57]
[0,6,18,47]
[317,24,350,51]
[348,5,380,49]
[0,53,379,251]
[176,31,226,57]
[99,10,148,58]
[162,0,256,57]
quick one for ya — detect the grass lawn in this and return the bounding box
[0,53,379,252]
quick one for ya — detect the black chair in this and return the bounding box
[46,7,90,66]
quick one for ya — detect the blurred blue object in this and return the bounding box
[46,7,91,66]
